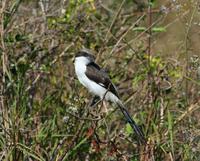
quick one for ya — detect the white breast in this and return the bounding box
[74,57,119,103]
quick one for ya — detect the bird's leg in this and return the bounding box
[98,87,110,115]
[89,96,101,107]
[89,96,103,117]
[89,85,110,117]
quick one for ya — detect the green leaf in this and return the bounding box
[17,143,45,161]
[133,27,146,32]
[132,27,166,33]
[126,123,133,135]
[152,27,166,32]
[167,109,174,157]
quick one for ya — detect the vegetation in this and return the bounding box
[0,0,200,160]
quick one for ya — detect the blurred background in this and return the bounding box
[0,0,200,160]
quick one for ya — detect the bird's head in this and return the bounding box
[74,49,95,65]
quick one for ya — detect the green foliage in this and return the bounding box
[167,109,174,157]
[3,0,22,28]
[126,123,133,135]
[133,27,166,32]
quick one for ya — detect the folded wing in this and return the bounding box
[85,62,119,98]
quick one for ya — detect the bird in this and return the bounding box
[74,49,146,144]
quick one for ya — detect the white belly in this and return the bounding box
[75,61,119,103]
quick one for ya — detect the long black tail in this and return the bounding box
[117,101,146,144]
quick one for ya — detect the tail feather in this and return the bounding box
[116,101,146,144]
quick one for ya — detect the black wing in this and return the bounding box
[85,62,119,98]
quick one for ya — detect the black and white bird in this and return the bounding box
[74,49,146,144]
